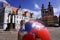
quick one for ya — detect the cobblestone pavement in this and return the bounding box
[47,27,60,40]
[0,27,60,40]
[0,30,18,40]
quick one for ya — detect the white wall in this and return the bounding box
[3,6,34,30]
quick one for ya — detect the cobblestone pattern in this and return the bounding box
[48,27,60,40]
[0,27,60,40]
[0,31,18,40]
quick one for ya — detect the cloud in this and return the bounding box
[0,0,4,1]
[54,6,60,16]
[23,9,41,19]
[0,0,8,4]
[34,3,40,9]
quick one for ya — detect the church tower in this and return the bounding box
[48,2,54,16]
[41,4,45,17]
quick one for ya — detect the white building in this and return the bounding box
[3,4,34,30]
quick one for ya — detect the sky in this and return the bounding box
[0,0,60,18]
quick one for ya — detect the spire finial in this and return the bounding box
[49,2,51,5]
[42,4,44,9]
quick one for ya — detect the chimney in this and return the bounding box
[30,13,33,18]
[22,11,27,17]
[11,7,18,15]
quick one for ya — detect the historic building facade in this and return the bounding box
[0,2,5,29]
[0,2,34,30]
[41,2,59,26]
[41,2,54,17]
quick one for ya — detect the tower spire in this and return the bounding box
[18,5,21,10]
[48,2,52,7]
[49,2,51,5]
[42,4,44,9]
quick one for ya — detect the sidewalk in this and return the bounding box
[48,27,60,40]
[0,30,18,40]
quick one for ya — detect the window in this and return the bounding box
[42,11,44,13]
[17,21,18,23]
[50,9,51,12]
[17,16,18,18]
